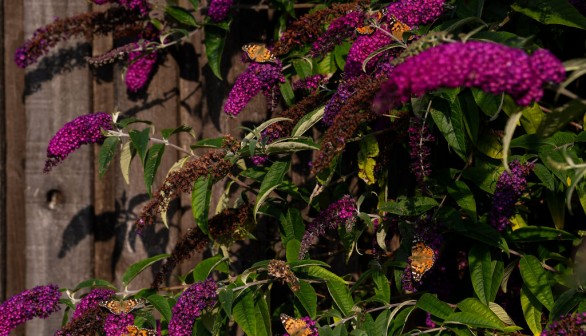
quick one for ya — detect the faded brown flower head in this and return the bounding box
[312,76,385,174]
[54,306,109,336]
[267,260,300,292]
[151,204,252,289]
[137,136,238,231]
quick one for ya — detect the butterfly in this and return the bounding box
[409,239,436,282]
[99,298,145,315]
[355,10,385,35]
[280,314,312,336]
[388,15,411,40]
[121,325,156,336]
[242,43,276,63]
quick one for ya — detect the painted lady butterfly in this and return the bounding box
[121,325,156,336]
[99,298,145,315]
[388,15,411,40]
[410,239,436,282]
[242,43,277,63]
[355,10,385,35]
[280,314,311,336]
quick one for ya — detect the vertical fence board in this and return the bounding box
[0,0,7,301]
[3,0,27,330]
[23,1,93,334]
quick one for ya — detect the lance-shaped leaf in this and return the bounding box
[122,253,170,287]
[192,175,213,235]
[143,143,165,196]
[519,255,554,311]
[204,24,228,79]
[254,160,289,219]
[98,136,120,177]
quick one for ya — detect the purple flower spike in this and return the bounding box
[489,161,534,232]
[208,0,233,22]
[373,42,565,113]
[73,288,115,319]
[542,312,586,335]
[44,112,113,173]
[0,284,61,336]
[299,195,357,258]
[103,313,135,336]
[311,11,365,57]
[345,29,394,77]
[386,0,446,27]
[224,61,285,116]
[168,278,218,336]
[125,49,158,92]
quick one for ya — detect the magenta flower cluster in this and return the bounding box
[323,79,355,125]
[283,316,318,336]
[310,11,365,57]
[208,0,233,22]
[542,312,586,335]
[44,112,113,173]
[224,61,285,116]
[0,285,61,336]
[386,0,446,27]
[489,161,534,231]
[168,278,218,336]
[14,26,51,68]
[73,288,115,319]
[125,49,158,92]
[408,116,435,185]
[298,195,357,258]
[103,313,135,336]
[292,74,327,92]
[345,29,393,77]
[373,42,566,113]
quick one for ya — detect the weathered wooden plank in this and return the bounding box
[0,0,7,302]
[3,0,27,322]
[23,1,93,334]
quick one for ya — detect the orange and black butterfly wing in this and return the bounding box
[281,314,311,336]
[242,43,276,63]
[410,240,436,282]
[99,300,123,314]
[122,298,145,314]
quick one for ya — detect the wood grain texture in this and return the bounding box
[0,0,7,301]
[23,1,93,334]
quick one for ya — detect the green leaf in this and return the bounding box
[502,111,523,171]
[161,124,195,140]
[265,138,320,154]
[551,288,583,322]
[192,175,213,235]
[294,280,317,318]
[447,180,477,223]
[232,289,257,335]
[119,141,135,184]
[115,117,152,129]
[488,302,516,326]
[416,293,454,320]
[72,278,116,292]
[519,255,554,311]
[471,88,501,118]
[280,80,295,106]
[219,288,233,316]
[512,0,586,29]
[306,266,347,284]
[98,136,120,177]
[288,259,331,269]
[454,298,506,330]
[279,208,305,244]
[326,278,354,316]
[510,226,576,242]
[292,59,313,79]
[468,245,493,304]
[204,25,228,80]
[146,293,172,321]
[537,100,586,137]
[143,143,165,196]
[430,98,467,161]
[446,212,508,252]
[490,260,505,303]
[291,106,325,137]
[191,137,226,149]
[165,5,198,27]
[122,253,170,287]
[193,255,229,281]
[387,306,415,335]
[254,160,290,219]
[379,196,439,216]
[521,285,543,335]
[255,293,271,336]
[372,270,390,303]
[129,128,151,164]
[188,0,199,10]
[286,239,301,262]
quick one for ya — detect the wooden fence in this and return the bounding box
[1,1,272,333]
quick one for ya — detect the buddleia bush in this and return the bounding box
[5,0,586,335]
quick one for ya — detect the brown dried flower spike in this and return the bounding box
[267,259,300,292]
